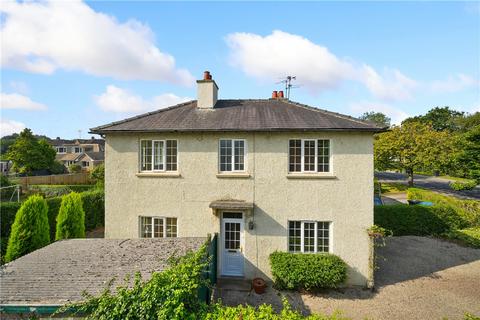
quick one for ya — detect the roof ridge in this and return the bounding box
[284,100,382,128]
[90,100,196,132]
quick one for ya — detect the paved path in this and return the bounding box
[375,171,480,200]
[217,237,480,320]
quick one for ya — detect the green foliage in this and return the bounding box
[359,111,391,128]
[90,163,105,188]
[68,163,82,173]
[269,251,347,290]
[81,190,105,230]
[0,202,21,262]
[29,184,94,198]
[66,245,209,320]
[0,175,15,200]
[408,188,480,226]
[449,180,477,191]
[456,125,480,182]
[206,300,350,320]
[367,225,392,237]
[50,160,66,174]
[6,129,56,174]
[402,106,464,132]
[374,205,456,236]
[445,227,480,248]
[379,182,409,194]
[5,195,50,262]
[55,192,85,240]
[374,122,458,185]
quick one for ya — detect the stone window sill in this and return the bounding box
[286,173,336,179]
[216,173,251,179]
[136,172,181,178]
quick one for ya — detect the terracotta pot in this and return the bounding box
[252,277,266,294]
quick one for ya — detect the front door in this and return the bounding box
[221,212,244,277]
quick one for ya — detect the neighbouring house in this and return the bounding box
[0,160,12,176]
[50,137,105,170]
[90,71,383,286]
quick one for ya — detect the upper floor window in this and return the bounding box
[219,139,246,172]
[289,139,330,173]
[56,147,67,153]
[140,216,177,238]
[74,147,83,153]
[288,220,330,253]
[140,140,177,172]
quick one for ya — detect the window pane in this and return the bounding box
[166,140,177,171]
[288,221,301,252]
[289,140,301,172]
[140,217,152,238]
[304,140,316,172]
[166,218,177,237]
[154,218,164,238]
[225,222,240,249]
[141,140,152,171]
[317,222,330,252]
[153,141,164,170]
[303,222,315,252]
[317,140,330,172]
[234,140,245,171]
[220,140,232,171]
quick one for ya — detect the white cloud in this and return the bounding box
[226,30,418,102]
[0,92,48,110]
[8,81,29,95]
[95,85,191,113]
[0,1,194,85]
[0,119,26,137]
[429,74,479,93]
[349,101,410,125]
[359,65,417,101]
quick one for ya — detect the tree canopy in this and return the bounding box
[359,111,391,128]
[6,128,56,174]
[402,106,464,132]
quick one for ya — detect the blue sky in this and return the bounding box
[1,1,479,138]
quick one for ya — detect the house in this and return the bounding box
[90,71,383,286]
[50,137,105,170]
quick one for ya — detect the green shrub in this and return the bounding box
[445,227,480,248]
[80,190,105,230]
[90,163,104,188]
[269,251,347,290]
[55,192,86,240]
[408,188,480,226]
[5,195,50,262]
[68,163,82,173]
[449,180,477,191]
[46,197,62,240]
[374,205,455,236]
[29,185,94,198]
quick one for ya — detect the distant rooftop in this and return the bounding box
[90,99,385,134]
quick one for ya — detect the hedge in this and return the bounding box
[56,192,86,240]
[445,227,480,248]
[269,251,347,290]
[29,185,95,198]
[408,188,480,227]
[0,190,104,260]
[374,205,455,236]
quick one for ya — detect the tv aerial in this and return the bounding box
[276,76,300,100]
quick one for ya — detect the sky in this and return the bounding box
[1,1,479,138]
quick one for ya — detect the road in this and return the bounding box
[375,171,480,200]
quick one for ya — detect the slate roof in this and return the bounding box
[0,238,206,305]
[84,151,105,161]
[90,99,384,134]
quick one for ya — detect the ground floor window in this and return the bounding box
[140,216,177,238]
[288,220,330,253]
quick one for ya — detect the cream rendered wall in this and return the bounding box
[104,131,374,286]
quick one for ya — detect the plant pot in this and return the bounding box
[252,277,266,294]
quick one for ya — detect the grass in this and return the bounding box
[414,171,474,183]
[445,227,480,248]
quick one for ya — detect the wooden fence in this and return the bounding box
[18,173,91,188]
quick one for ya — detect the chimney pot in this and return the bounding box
[272,91,278,99]
[278,91,284,98]
[203,71,211,80]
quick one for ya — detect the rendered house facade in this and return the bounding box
[50,138,105,170]
[91,72,382,286]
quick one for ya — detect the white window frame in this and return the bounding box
[288,139,331,173]
[56,147,67,154]
[140,139,178,172]
[139,216,178,238]
[218,139,247,173]
[288,220,332,253]
[74,147,83,153]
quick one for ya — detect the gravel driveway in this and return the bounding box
[375,171,480,200]
[216,236,480,320]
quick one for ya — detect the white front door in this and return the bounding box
[221,212,244,277]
